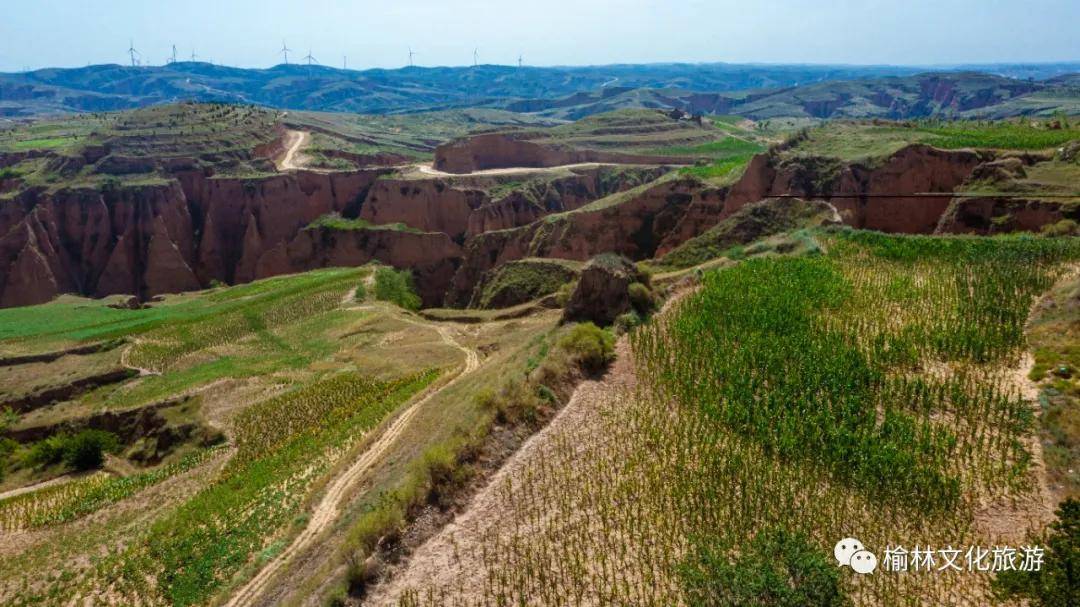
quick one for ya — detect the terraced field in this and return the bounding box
[0,262,581,606]
[378,230,1080,606]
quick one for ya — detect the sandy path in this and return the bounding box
[278,130,309,171]
[0,473,89,501]
[365,338,636,605]
[120,338,160,377]
[224,318,479,607]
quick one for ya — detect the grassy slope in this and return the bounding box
[1027,271,1080,499]
[785,120,1080,163]
[389,231,1080,607]
[471,258,581,309]
[0,264,484,605]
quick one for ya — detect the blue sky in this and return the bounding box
[1,0,1077,72]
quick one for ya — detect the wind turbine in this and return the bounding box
[280,40,292,65]
[518,53,523,68]
[190,49,199,62]
[127,40,139,67]
[408,47,416,67]
[473,47,479,67]
[343,55,347,70]
[303,49,317,66]
[168,44,178,64]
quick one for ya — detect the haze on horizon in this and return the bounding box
[1,0,1078,73]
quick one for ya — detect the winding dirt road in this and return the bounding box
[224,315,479,607]
[277,130,309,171]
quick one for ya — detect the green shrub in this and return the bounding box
[354,281,367,302]
[614,311,643,334]
[373,267,422,311]
[679,527,849,607]
[0,437,16,482]
[628,282,657,315]
[993,498,1080,607]
[23,430,120,471]
[63,430,120,470]
[1042,219,1079,237]
[25,434,70,468]
[558,322,615,374]
[555,280,577,307]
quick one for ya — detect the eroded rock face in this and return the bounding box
[275,226,461,307]
[359,179,486,242]
[0,139,1058,310]
[448,145,1001,305]
[0,181,199,306]
[562,254,645,326]
[936,197,1078,235]
[433,133,689,174]
[446,177,703,306]
[659,145,987,253]
[0,168,391,307]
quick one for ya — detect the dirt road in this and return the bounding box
[414,161,615,178]
[224,316,479,607]
[277,130,309,171]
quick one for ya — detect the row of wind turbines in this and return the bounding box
[123,40,526,70]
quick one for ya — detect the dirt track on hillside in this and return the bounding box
[224,315,479,607]
[277,130,309,171]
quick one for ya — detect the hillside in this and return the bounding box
[2,62,1079,119]
[514,72,1080,120]
[1,103,1079,606]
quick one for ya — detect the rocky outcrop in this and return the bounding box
[433,133,691,174]
[446,177,702,306]
[359,179,487,242]
[465,166,668,237]
[0,167,390,307]
[0,181,199,306]
[178,168,388,284]
[562,254,647,326]
[659,145,987,253]
[935,197,1079,235]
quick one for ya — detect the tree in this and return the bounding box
[993,498,1080,607]
[62,430,120,471]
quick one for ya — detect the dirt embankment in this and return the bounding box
[937,197,1079,234]
[433,132,695,174]
[0,166,397,307]
[445,144,994,304]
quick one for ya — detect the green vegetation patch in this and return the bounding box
[373,267,422,311]
[651,136,764,160]
[306,213,424,233]
[636,231,1080,511]
[470,258,581,309]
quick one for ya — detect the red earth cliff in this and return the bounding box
[433,132,692,174]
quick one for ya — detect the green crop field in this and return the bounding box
[393,231,1080,606]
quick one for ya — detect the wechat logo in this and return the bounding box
[835,537,877,574]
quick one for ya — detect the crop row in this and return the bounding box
[393,231,1079,606]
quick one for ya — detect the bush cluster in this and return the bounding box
[24,430,120,471]
[373,267,422,311]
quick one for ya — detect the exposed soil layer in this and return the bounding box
[1,368,137,414]
[1,141,1063,311]
[937,196,1080,234]
[446,145,996,304]
[433,132,694,174]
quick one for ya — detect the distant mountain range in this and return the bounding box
[1,61,1078,119]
